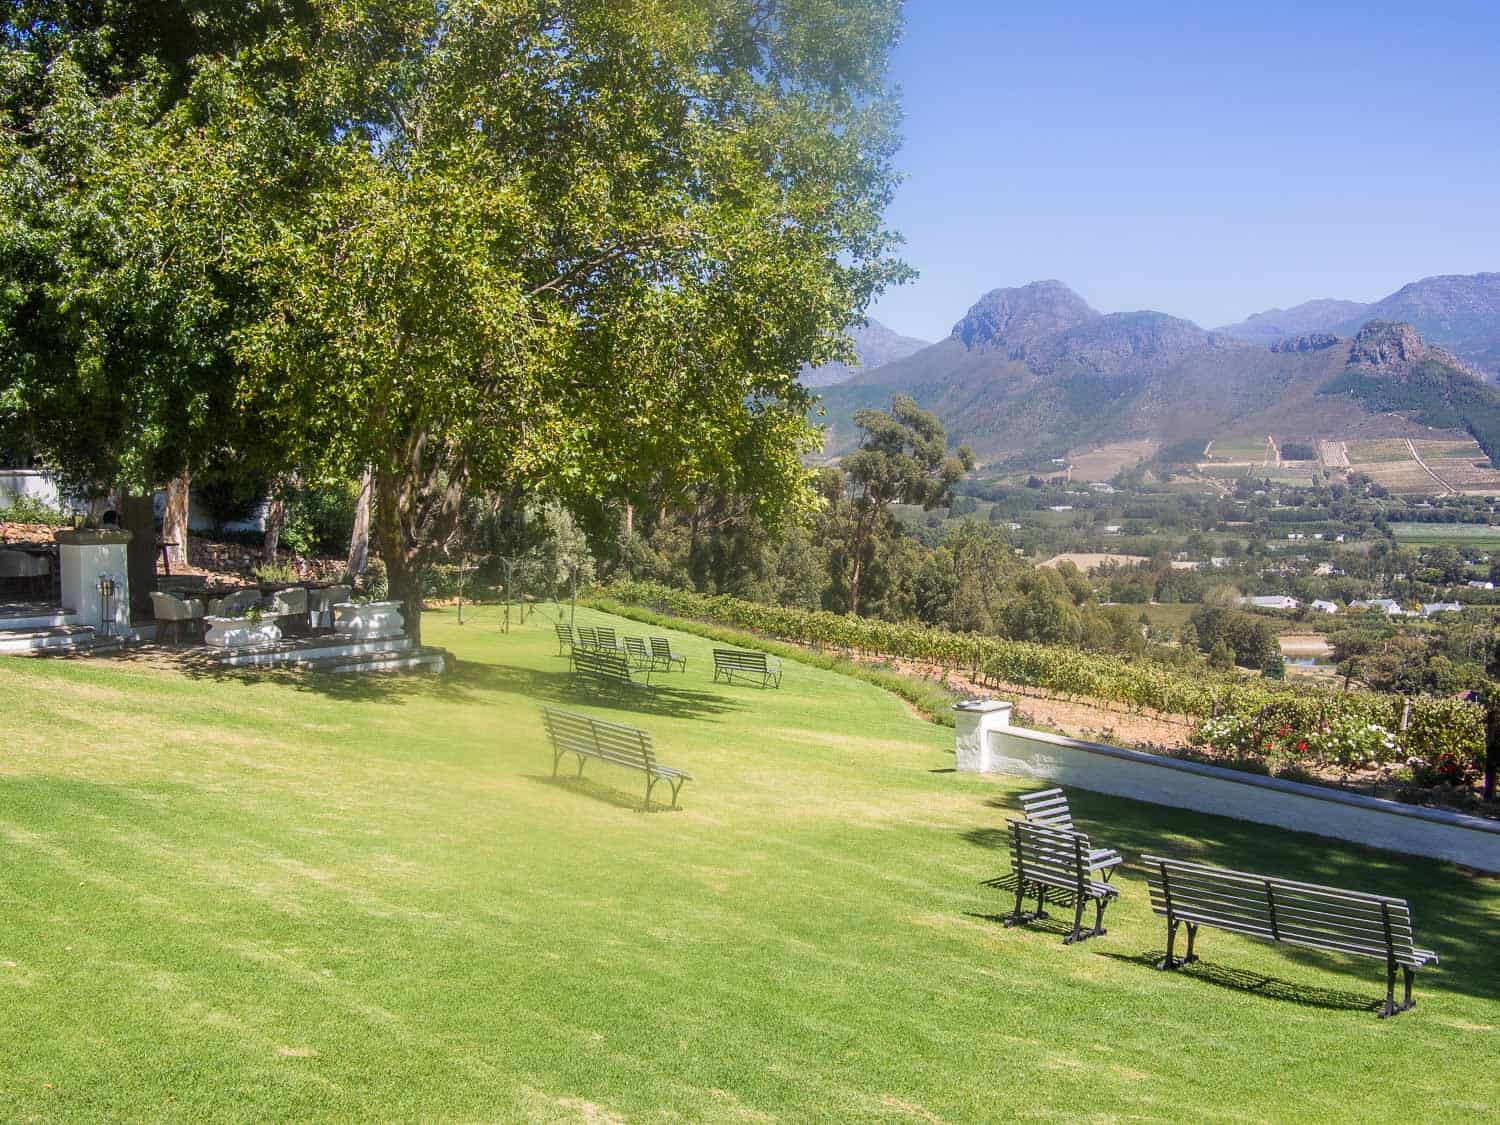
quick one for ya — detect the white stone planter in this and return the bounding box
[332,601,405,640]
[203,616,283,648]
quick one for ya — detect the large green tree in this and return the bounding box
[0,2,300,600]
[213,0,910,641]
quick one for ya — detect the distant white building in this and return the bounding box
[1352,598,1404,616]
[1102,524,1123,535]
[1310,599,1340,614]
[1467,580,1495,590]
[1244,595,1300,611]
[1422,602,1464,618]
[1047,505,1073,512]
[1210,557,1230,568]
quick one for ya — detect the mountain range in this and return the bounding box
[799,320,930,388]
[814,273,1500,469]
[1217,273,1500,377]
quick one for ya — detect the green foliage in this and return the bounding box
[1189,605,1279,670]
[0,493,68,525]
[278,479,358,559]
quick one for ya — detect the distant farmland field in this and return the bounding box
[1204,436,1268,462]
[1389,522,1500,546]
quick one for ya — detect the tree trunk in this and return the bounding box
[262,494,284,566]
[163,471,191,571]
[1485,698,1499,802]
[373,464,424,646]
[347,466,372,578]
[622,499,634,544]
[118,493,157,619]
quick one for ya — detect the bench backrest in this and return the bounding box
[650,637,675,660]
[541,707,655,771]
[576,625,597,648]
[713,648,768,671]
[573,647,632,680]
[624,636,650,663]
[1143,856,1425,967]
[595,626,618,648]
[555,624,574,644]
[1008,819,1095,895]
[1019,787,1076,831]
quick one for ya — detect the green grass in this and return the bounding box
[3,606,1499,1120]
[1390,522,1500,547]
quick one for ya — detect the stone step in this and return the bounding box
[328,646,447,675]
[212,635,416,669]
[0,625,97,655]
[0,608,82,631]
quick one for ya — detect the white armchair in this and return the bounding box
[149,591,206,645]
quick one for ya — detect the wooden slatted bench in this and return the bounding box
[576,625,598,650]
[594,625,621,651]
[540,707,692,807]
[1019,787,1122,878]
[571,646,648,687]
[555,624,575,655]
[1143,855,1439,1018]
[1003,819,1118,944]
[712,647,782,688]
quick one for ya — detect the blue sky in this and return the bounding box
[868,1,1500,341]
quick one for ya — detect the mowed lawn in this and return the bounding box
[3,607,1499,1121]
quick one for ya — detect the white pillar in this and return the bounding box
[953,699,1013,772]
[55,529,132,632]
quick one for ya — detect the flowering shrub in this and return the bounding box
[1307,716,1398,771]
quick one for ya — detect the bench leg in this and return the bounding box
[1062,894,1087,945]
[1183,923,1198,964]
[1378,961,1416,1019]
[1157,919,1180,970]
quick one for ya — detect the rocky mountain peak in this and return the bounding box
[1270,332,1341,354]
[950,280,1100,351]
[1347,320,1434,370]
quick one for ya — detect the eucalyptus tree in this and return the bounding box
[218,0,910,641]
[840,394,973,616]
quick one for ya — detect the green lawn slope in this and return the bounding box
[1,606,1497,1120]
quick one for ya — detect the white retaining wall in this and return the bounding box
[955,704,1500,873]
[0,469,61,510]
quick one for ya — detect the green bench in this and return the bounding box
[650,636,687,673]
[1144,855,1438,1018]
[571,646,648,687]
[1003,819,1118,945]
[712,647,782,688]
[540,706,692,807]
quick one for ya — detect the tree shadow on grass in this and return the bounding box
[165,649,743,722]
[1099,951,1385,1014]
[523,773,685,815]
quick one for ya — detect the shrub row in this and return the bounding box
[604,580,1486,771]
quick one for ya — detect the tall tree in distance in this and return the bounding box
[841,395,973,616]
